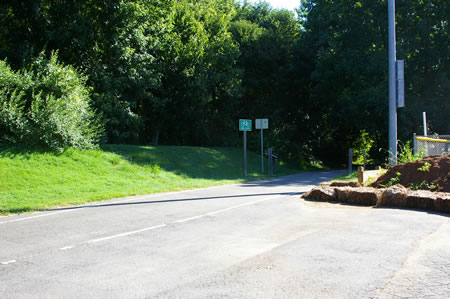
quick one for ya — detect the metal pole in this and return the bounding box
[348,148,353,174]
[268,147,273,176]
[260,128,264,173]
[388,0,397,166]
[423,112,427,136]
[413,133,417,155]
[243,131,247,176]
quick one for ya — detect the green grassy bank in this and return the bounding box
[0,145,302,215]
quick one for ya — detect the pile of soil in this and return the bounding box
[372,155,450,193]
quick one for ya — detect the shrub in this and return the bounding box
[0,53,103,150]
[398,140,424,164]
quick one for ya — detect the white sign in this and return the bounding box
[255,119,268,129]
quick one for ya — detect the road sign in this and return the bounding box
[255,119,268,129]
[239,119,252,131]
[255,119,269,173]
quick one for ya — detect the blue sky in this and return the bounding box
[245,0,300,11]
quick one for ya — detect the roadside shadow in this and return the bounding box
[40,191,300,212]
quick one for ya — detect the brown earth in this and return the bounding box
[302,185,450,214]
[371,155,450,193]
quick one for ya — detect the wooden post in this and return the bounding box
[358,166,364,184]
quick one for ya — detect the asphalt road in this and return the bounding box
[1,171,449,298]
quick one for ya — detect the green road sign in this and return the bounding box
[239,119,252,131]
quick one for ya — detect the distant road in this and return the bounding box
[1,171,448,298]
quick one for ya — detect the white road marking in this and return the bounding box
[1,260,16,265]
[173,195,284,224]
[59,246,74,250]
[173,215,204,223]
[80,195,286,245]
[0,183,259,225]
[85,224,167,244]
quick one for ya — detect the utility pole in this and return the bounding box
[388,0,397,166]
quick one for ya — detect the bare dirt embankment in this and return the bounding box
[371,155,449,193]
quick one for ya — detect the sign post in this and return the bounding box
[239,119,252,176]
[255,119,269,173]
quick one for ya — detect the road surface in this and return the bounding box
[1,171,449,298]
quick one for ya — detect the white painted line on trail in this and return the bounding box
[173,195,284,224]
[82,195,286,245]
[0,183,270,225]
[173,215,204,223]
[85,224,167,244]
[59,246,74,251]
[1,260,16,265]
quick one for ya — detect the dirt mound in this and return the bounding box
[372,155,450,192]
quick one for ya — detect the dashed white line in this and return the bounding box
[1,260,16,265]
[173,195,283,224]
[0,184,250,225]
[69,195,285,245]
[173,215,204,223]
[59,246,74,251]
[85,224,167,244]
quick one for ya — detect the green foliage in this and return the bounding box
[299,0,449,165]
[408,180,439,191]
[379,171,402,188]
[0,53,103,150]
[417,161,431,172]
[0,0,448,166]
[398,141,424,164]
[0,144,299,214]
[352,130,374,165]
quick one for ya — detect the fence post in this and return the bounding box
[268,147,273,176]
[348,148,353,174]
[413,133,417,155]
[358,166,364,184]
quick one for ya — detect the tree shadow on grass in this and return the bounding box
[100,144,287,181]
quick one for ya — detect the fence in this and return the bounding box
[413,134,450,157]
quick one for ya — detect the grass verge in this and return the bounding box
[0,144,303,215]
[331,171,358,182]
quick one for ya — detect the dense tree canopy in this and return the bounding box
[0,0,448,165]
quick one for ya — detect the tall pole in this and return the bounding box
[388,0,397,166]
[260,127,264,173]
[243,131,247,176]
[423,112,427,136]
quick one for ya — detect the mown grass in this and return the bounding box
[0,144,303,215]
[332,171,358,182]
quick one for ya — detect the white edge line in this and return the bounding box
[86,224,167,244]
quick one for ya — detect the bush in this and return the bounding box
[0,52,103,150]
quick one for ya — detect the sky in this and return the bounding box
[245,0,300,11]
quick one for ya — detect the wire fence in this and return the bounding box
[413,134,450,157]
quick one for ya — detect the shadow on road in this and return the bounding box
[42,191,302,212]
